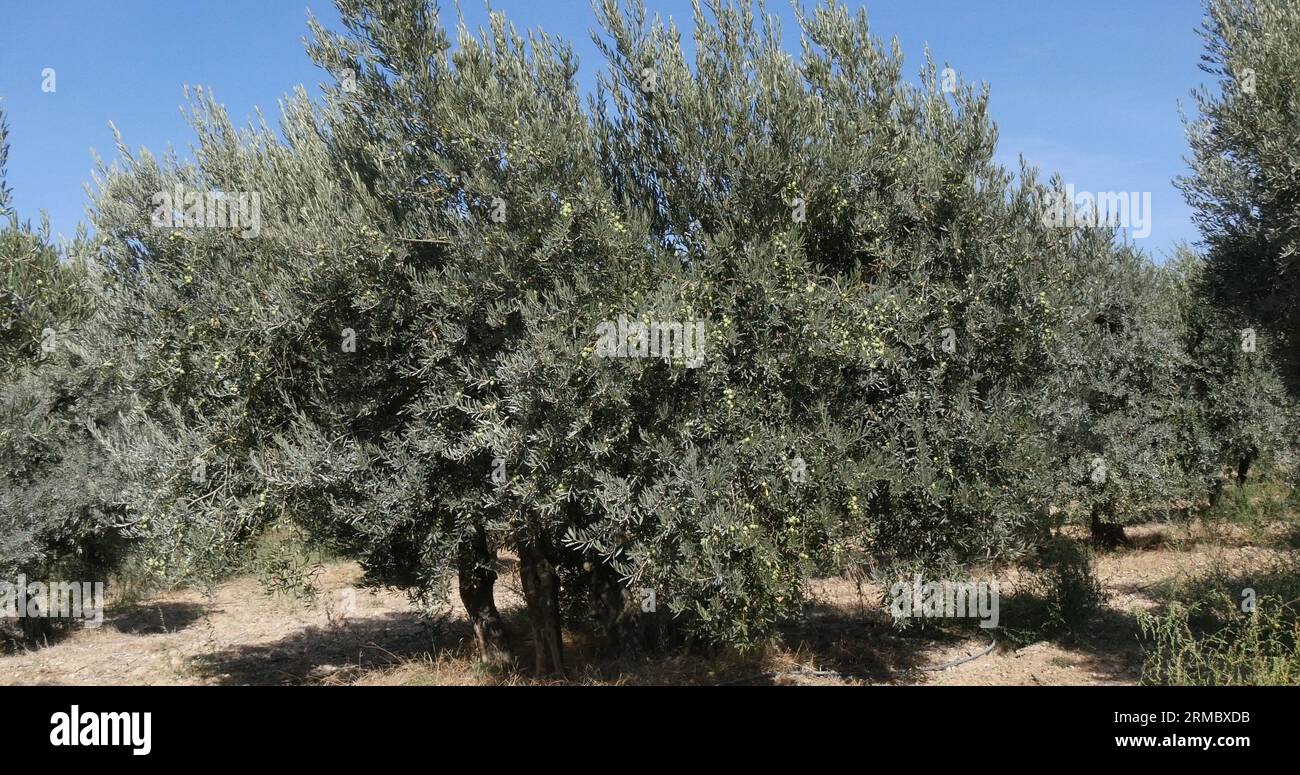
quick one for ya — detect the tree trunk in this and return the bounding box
[1236,450,1256,486]
[1090,505,1129,548]
[1208,476,1226,510]
[457,525,511,669]
[518,535,565,677]
[588,559,626,654]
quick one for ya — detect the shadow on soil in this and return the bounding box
[185,585,1157,685]
[186,595,1054,685]
[190,610,461,685]
[108,601,208,635]
[185,539,1262,685]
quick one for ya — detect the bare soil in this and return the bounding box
[2,520,1293,685]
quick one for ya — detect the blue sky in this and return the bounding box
[0,0,1209,259]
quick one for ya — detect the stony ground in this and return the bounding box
[2,520,1293,685]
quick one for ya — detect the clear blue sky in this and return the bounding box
[0,0,1209,259]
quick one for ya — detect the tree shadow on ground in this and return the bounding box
[542,614,930,685]
[190,610,467,685]
[1279,524,1300,550]
[107,601,207,635]
[554,581,966,685]
[185,586,1147,685]
[194,538,1295,685]
[185,593,938,685]
[948,575,1148,682]
[1044,605,1147,682]
[0,621,75,654]
[772,600,932,681]
[1128,531,1171,551]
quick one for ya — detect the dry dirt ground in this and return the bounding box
[2,521,1294,685]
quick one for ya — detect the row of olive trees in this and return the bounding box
[2,0,1293,669]
[0,111,138,642]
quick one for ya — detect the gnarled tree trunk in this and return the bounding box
[1236,449,1256,486]
[518,533,565,677]
[457,525,511,668]
[1089,505,1129,548]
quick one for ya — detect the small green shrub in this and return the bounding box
[999,537,1105,646]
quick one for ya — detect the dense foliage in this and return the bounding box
[0,113,131,643]
[1,0,1296,671]
[1180,0,1300,388]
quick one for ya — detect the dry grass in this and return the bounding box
[2,517,1295,686]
